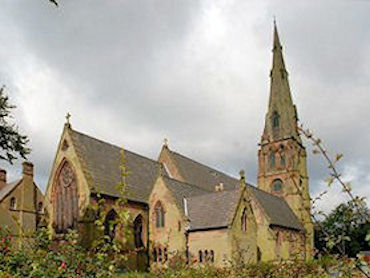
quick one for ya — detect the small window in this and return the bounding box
[199,250,203,263]
[155,202,165,228]
[164,247,168,262]
[38,202,43,213]
[158,248,162,262]
[210,250,214,263]
[10,197,16,210]
[272,179,283,192]
[205,250,209,262]
[241,208,247,232]
[272,111,279,128]
[153,248,157,262]
[178,221,181,232]
[269,152,276,169]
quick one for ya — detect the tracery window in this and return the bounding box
[241,208,247,232]
[155,201,165,228]
[52,160,78,233]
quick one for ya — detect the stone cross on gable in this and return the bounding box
[65,112,71,124]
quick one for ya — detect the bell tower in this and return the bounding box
[257,22,313,257]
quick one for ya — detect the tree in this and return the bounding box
[0,86,30,164]
[315,200,369,258]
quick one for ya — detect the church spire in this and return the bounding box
[262,22,300,144]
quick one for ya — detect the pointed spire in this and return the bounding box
[262,22,301,144]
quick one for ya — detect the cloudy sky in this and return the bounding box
[1,0,369,214]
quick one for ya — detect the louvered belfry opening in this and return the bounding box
[52,160,79,234]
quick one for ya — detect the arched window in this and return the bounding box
[210,250,214,263]
[134,214,144,248]
[269,152,276,169]
[272,179,283,192]
[38,202,43,213]
[152,248,157,262]
[155,202,165,228]
[52,160,78,233]
[158,248,162,262]
[198,250,203,263]
[164,247,168,262]
[272,111,280,128]
[10,197,16,210]
[241,208,247,232]
[280,146,286,167]
[104,209,117,241]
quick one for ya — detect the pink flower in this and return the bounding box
[61,261,66,269]
[1,238,5,243]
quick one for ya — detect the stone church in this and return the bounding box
[45,24,313,269]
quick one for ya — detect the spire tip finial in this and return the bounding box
[163,137,168,148]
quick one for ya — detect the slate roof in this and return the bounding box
[70,129,163,203]
[167,149,239,192]
[250,187,303,230]
[162,176,208,212]
[67,128,302,231]
[187,188,241,231]
[166,149,302,231]
[0,180,22,202]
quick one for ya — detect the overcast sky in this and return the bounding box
[1,0,369,214]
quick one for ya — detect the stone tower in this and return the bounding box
[257,22,313,257]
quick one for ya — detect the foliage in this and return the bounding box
[0,149,132,277]
[89,149,132,272]
[0,87,30,164]
[114,256,366,278]
[315,200,370,257]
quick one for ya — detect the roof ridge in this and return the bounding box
[169,149,238,180]
[70,128,161,165]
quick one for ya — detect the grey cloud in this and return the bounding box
[0,1,369,211]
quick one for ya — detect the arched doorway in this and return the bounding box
[52,160,79,234]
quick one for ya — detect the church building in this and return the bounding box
[45,24,313,269]
[0,162,44,237]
